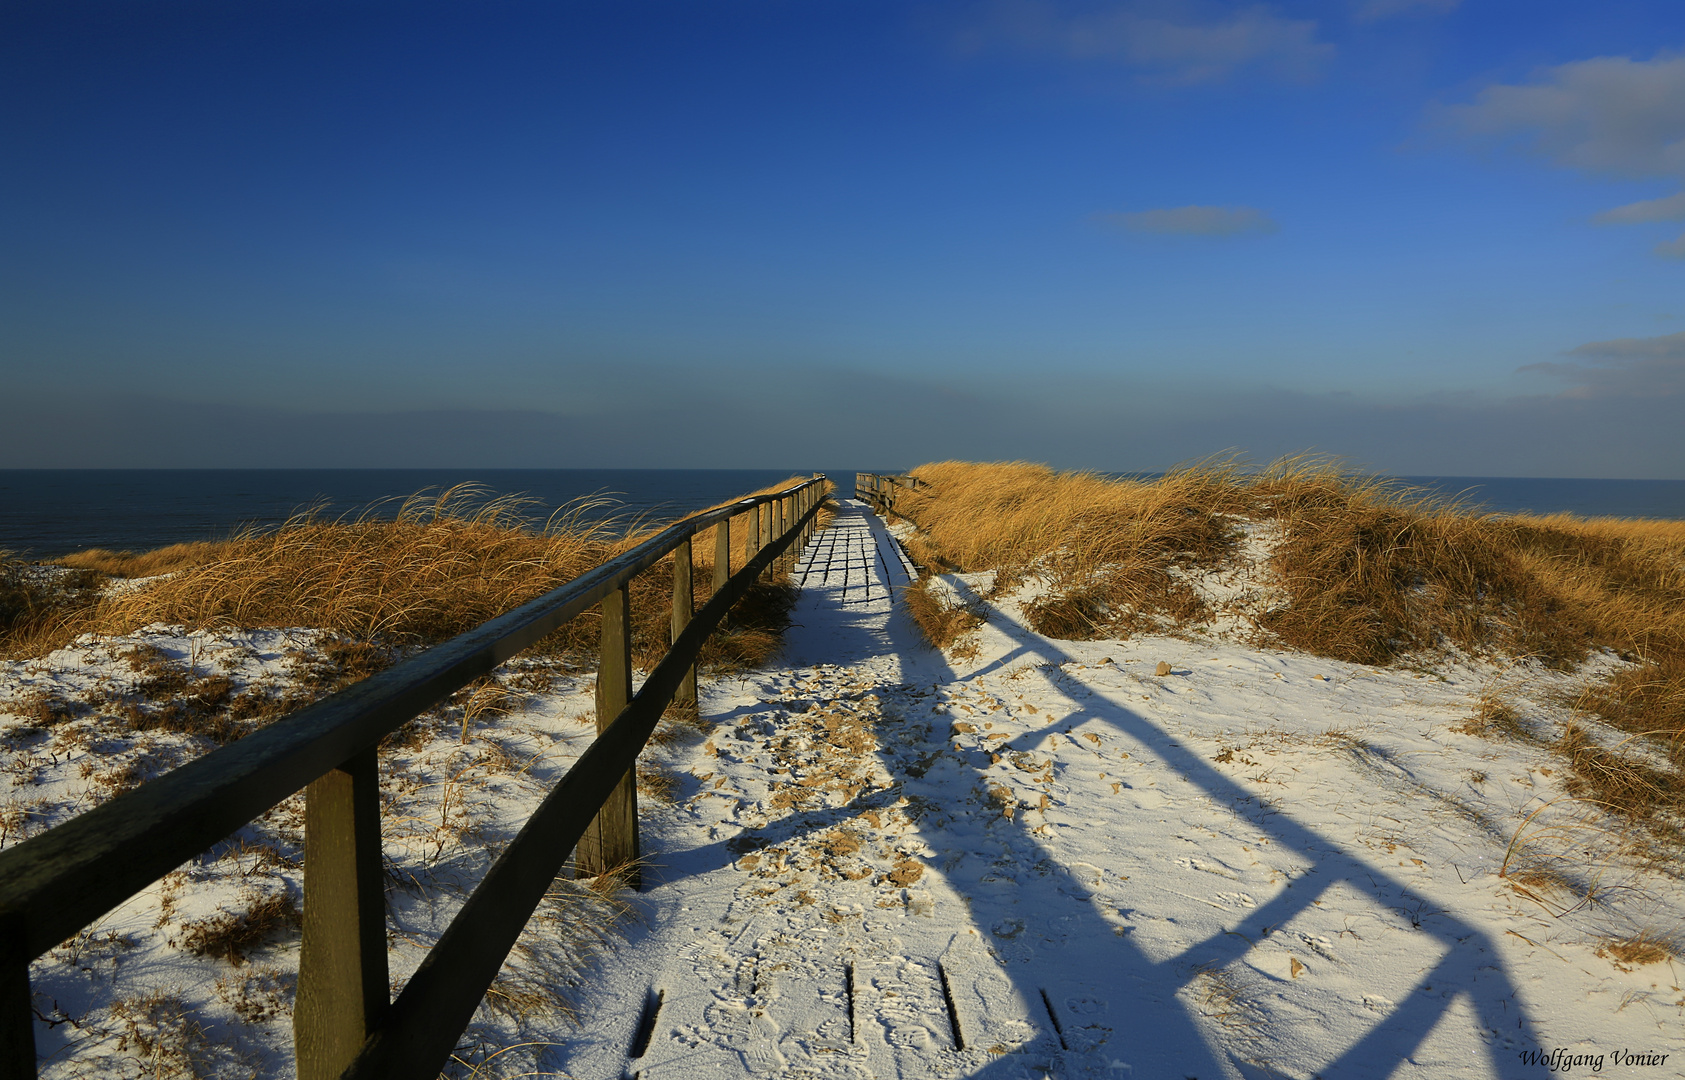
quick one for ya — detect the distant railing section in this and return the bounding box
[0,476,832,1080]
[853,472,923,515]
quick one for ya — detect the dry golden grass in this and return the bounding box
[894,458,1685,837]
[0,554,104,660]
[4,479,828,676]
[90,488,628,648]
[57,541,228,578]
[892,460,1243,639]
[1596,931,1678,968]
[1453,692,1538,742]
[903,579,986,655]
[175,890,302,966]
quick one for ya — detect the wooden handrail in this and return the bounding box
[854,471,921,514]
[343,490,825,1079]
[0,475,831,1080]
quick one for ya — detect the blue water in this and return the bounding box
[1395,477,1685,520]
[0,469,834,559]
[2,470,1681,560]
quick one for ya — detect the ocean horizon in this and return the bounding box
[3,468,1684,561]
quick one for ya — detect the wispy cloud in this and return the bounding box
[1440,53,1685,179]
[1440,53,1685,257]
[1594,191,1685,255]
[1592,190,1685,224]
[1520,331,1685,398]
[1435,53,1685,180]
[962,1,1333,85]
[1097,203,1278,236]
[1566,330,1685,361]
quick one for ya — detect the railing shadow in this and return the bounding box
[820,499,1539,1078]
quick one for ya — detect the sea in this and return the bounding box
[2,469,1683,561]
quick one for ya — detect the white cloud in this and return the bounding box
[1442,53,1685,179]
[1566,330,1685,360]
[1593,190,1685,224]
[1520,331,1685,398]
[964,1,1333,85]
[1098,203,1278,235]
[1355,0,1458,22]
[1657,232,1685,258]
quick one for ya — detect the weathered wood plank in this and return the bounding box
[577,584,638,884]
[672,538,696,708]
[294,750,388,1080]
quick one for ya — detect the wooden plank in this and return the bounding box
[294,750,388,1080]
[577,583,638,884]
[671,538,696,708]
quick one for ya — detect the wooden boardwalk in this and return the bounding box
[794,498,917,608]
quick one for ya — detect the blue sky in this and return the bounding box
[3,0,1683,475]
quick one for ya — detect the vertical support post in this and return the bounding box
[578,583,638,886]
[672,537,696,709]
[0,910,34,1080]
[713,516,730,595]
[295,749,388,1080]
[775,498,786,570]
[748,501,760,558]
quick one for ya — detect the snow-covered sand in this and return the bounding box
[559,499,1683,1079]
[4,498,1682,1078]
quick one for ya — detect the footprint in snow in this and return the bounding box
[1176,856,1241,880]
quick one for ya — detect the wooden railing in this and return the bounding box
[0,475,832,1080]
[854,472,922,514]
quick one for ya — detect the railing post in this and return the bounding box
[775,497,786,569]
[0,910,33,1080]
[747,500,760,559]
[671,537,696,709]
[578,583,638,886]
[713,516,730,595]
[295,749,388,1080]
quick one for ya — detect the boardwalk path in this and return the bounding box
[555,499,1578,1080]
[561,500,1235,1080]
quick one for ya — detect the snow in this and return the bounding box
[5,498,1682,1078]
[559,499,1684,1079]
[6,625,619,1078]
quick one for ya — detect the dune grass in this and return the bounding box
[890,459,1685,839]
[0,555,105,661]
[890,459,1246,640]
[4,479,825,675]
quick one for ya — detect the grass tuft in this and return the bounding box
[1454,692,1538,742]
[175,889,302,966]
[1596,931,1677,969]
[0,554,104,660]
[903,578,987,654]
